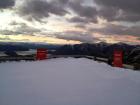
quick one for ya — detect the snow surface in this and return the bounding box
[0,58,140,105]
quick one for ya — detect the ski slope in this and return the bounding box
[0,58,140,105]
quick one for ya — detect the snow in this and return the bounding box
[0,52,8,57]
[0,58,140,105]
[16,50,36,56]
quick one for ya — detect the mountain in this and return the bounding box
[127,47,140,64]
[54,42,140,64]
[0,42,139,64]
[0,42,62,51]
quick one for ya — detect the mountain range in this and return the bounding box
[0,42,139,64]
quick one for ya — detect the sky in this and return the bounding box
[0,0,140,45]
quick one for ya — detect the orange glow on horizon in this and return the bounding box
[0,34,139,45]
[0,35,81,45]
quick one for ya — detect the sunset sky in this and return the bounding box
[0,0,140,44]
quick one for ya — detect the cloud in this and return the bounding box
[0,30,18,35]
[68,16,89,23]
[69,1,98,23]
[17,0,69,21]
[0,36,11,40]
[94,0,140,13]
[0,0,15,9]
[53,31,100,43]
[137,37,140,40]
[89,23,140,37]
[75,24,86,29]
[0,35,30,42]
[15,23,41,35]
[1,0,139,44]
[58,0,70,4]
[94,0,140,22]
[16,0,140,23]
[16,0,98,23]
[9,21,19,25]
[0,22,41,35]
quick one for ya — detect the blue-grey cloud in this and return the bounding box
[53,31,100,43]
[69,1,98,23]
[0,22,41,35]
[17,0,69,21]
[68,16,89,23]
[94,0,140,22]
[89,23,140,37]
[0,0,15,9]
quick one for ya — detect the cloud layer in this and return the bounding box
[16,0,68,21]
[94,0,140,22]
[90,24,140,36]
[0,0,139,44]
[15,0,140,23]
[0,0,15,9]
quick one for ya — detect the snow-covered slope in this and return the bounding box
[0,58,140,105]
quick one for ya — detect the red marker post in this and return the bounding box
[113,50,123,67]
[36,48,47,60]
